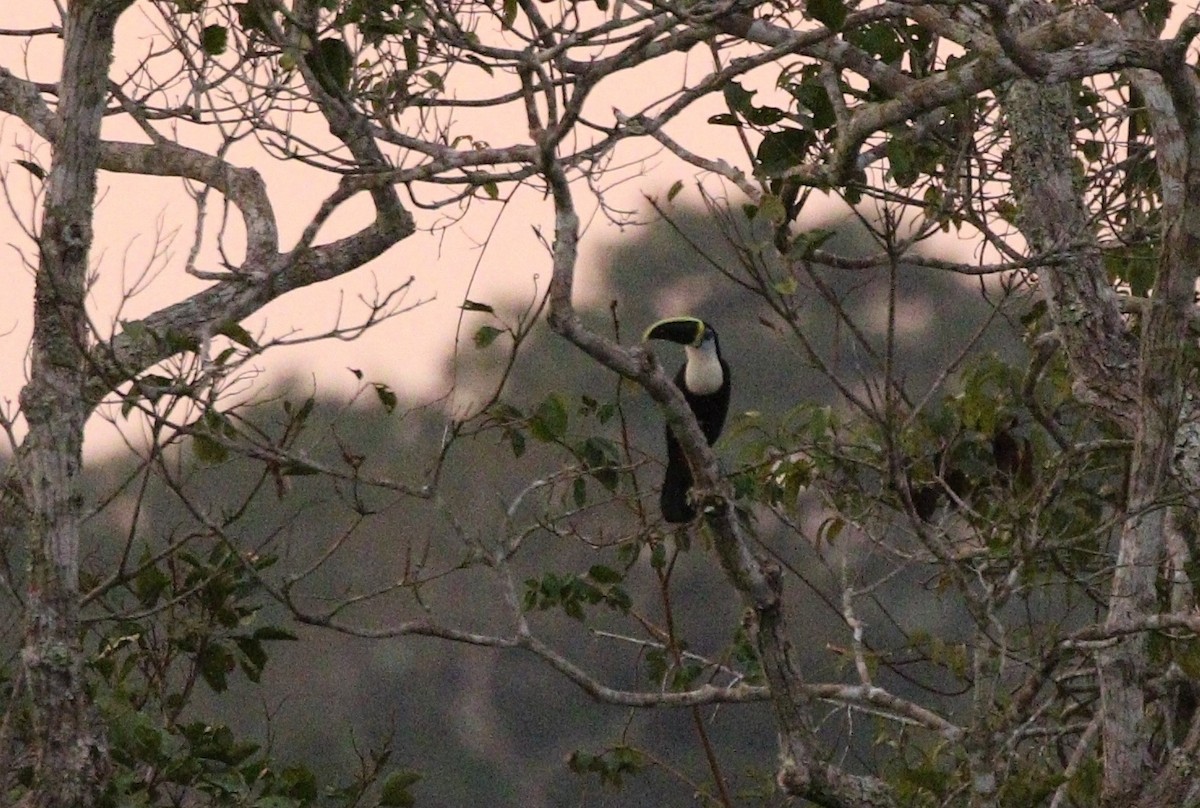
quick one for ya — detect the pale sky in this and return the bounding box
[0,1,979,457]
[0,3,736,437]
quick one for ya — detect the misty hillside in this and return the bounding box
[4,209,1023,806]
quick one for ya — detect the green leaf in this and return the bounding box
[14,159,45,180]
[280,765,319,801]
[283,395,316,426]
[787,228,835,259]
[887,136,918,187]
[198,644,235,692]
[216,320,259,350]
[464,52,494,76]
[278,460,317,477]
[423,71,444,92]
[757,129,812,176]
[233,637,268,681]
[773,275,798,296]
[723,81,755,117]
[201,24,228,56]
[1128,259,1156,298]
[730,627,765,684]
[474,324,503,349]
[568,745,644,787]
[164,327,201,354]
[373,382,398,413]
[1144,0,1172,28]
[807,0,847,29]
[306,37,352,96]
[993,199,1018,224]
[667,180,684,202]
[787,76,837,130]
[576,436,619,491]
[120,319,149,343]
[460,299,496,313]
[507,428,526,458]
[501,0,518,28]
[576,435,616,466]
[722,79,784,126]
[134,563,170,607]
[707,112,740,126]
[136,374,176,400]
[745,105,785,127]
[380,770,422,806]
[1103,242,1158,298]
[756,194,787,224]
[530,393,568,442]
[849,21,905,64]
[587,564,622,585]
[1020,298,1048,327]
[818,516,845,544]
[398,35,419,71]
[490,402,523,423]
[650,541,667,569]
[235,0,274,34]
[193,433,228,464]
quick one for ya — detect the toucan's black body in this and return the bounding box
[644,317,731,522]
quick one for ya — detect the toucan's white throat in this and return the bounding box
[684,342,725,395]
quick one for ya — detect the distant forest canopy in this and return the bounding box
[1,209,1027,806]
[11,0,1191,802]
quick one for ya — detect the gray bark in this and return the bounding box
[0,0,415,804]
[1005,3,1200,803]
[540,123,897,807]
[14,1,132,805]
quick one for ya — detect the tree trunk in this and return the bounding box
[14,1,131,805]
[1005,3,1200,802]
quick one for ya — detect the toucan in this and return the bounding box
[643,317,731,522]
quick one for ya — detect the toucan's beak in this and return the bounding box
[643,317,705,347]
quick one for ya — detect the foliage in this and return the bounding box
[5,0,1200,806]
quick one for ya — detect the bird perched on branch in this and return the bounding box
[643,317,731,522]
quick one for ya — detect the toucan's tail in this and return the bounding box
[660,434,695,523]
